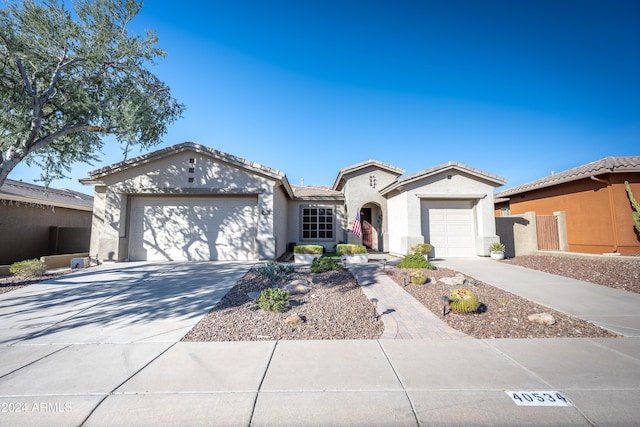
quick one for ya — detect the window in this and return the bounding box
[500,207,510,216]
[302,206,333,239]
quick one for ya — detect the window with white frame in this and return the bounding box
[301,206,334,239]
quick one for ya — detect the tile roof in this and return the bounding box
[291,185,344,200]
[496,156,640,198]
[0,179,93,210]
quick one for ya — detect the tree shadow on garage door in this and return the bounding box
[0,261,252,344]
[131,196,259,262]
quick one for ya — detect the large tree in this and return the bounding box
[0,0,184,187]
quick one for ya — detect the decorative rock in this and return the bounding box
[439,273,466,286]
[284,313,305,325]
[282,279,310,295]
[527,313,556,325]
[247,291,261,300]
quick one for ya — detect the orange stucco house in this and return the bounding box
[494,156,640,255]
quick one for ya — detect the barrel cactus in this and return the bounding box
[410,270,428,285]
[448,288,480,313]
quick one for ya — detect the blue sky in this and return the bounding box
[11,0,640,194]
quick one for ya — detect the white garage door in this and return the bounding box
[421,201,475,257]
[129,196,257,261]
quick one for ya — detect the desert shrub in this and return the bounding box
[254,261,293,283]
[256,288,290,312]
[9,259,47,278]
[397,253,436,269]
[411,243,433,255]
[410,270,428,284]
[449,288,480,313]
[336,244,367,255]
[310,256,343,273]
[293,245,324,254]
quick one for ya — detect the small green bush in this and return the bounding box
[411,243,433,255]
[256,288,290,312]
[336,244,367,255]
[397,253,436,269]
[254,261,293,283]
[310,256,344,273]
[410,270,428,284]
[293,245,324,254]
[9,259,47,278]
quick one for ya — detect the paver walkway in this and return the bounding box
[349,263,469,339]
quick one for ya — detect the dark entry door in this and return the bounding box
[360,208,373,249]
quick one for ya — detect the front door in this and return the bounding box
[360,208,373,249]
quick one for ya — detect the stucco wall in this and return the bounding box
[89,150,281,261]
[503,174,640,255]
[341,166,398,248]
[0,203,91,265]
[387,170,500,256]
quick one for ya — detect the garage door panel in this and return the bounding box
[129,197,257,261]
[421,201,475,258]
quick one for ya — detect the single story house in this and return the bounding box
[494,156,640,255]
[80,142,506,262]
[0,179,93,265]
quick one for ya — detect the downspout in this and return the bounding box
[591,175,619,252]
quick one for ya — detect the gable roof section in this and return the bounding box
[332,160,404,191]
[381,161,507,196]
[291,185,344,201]
[495,156,640,198]
[0,179,93,211]
[81,142,294,198]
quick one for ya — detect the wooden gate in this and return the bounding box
[536,215,560,251]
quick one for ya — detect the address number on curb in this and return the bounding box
[506,391,572,407]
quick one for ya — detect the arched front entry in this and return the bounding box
[359,202,384,251]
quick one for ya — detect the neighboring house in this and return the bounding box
[81,142,506,262]
[0,179,93,265]
[494,156,640,255]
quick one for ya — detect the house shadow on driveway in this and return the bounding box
[0,261,253,345]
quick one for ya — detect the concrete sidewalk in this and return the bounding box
[435,257,640,337]
[1,338,638,426]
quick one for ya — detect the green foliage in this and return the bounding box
[336,244,367,255]
[411,243,433,255]
[293,245,323,254]
[9,259,47,278]
[409,270,427,284]
[397,253,436,269]
[489,242,506,252]
[0,0,185,187]
[625,181,640,234]
[256,288,290,313]
[310,256,344,273]
[449,288,480,313]
[254,261,293,283]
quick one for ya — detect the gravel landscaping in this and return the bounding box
[3,253,636,341]
[385,266,619,339]
[182,268,384,341]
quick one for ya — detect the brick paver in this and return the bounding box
[349,263,469,339]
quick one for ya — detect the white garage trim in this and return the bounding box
[128,195,258,261]
[421,200,476,257]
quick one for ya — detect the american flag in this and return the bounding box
[352,212,363,238]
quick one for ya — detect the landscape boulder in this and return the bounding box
[439,273,466,286]
[284,313,305,325]
[282,279,310,295]
[527,312,556,326]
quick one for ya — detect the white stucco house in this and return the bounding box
[81,142,506,262]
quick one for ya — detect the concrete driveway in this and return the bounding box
[0,261,253,345]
